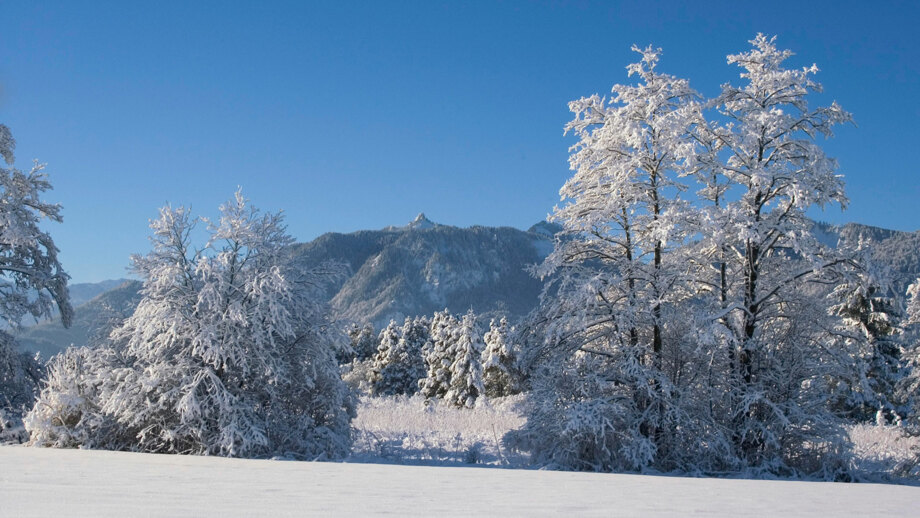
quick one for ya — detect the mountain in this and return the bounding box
[15,215,555,356]
[812,221,920,291]
[15,281,143,358]
[67,279,133,308]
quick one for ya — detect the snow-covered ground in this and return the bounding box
[3,396,919,516]
[350,394,526,465]
[2,446,918,517]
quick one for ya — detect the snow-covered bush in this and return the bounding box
[25,346,125,449]
[27,191,354,459]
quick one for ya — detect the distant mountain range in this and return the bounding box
[13,216,919,359]
[15,214,560,357]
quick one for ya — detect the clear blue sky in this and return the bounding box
[3,0,918,283]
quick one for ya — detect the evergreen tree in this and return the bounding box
[344,322,377,363]
[370,318,426,396]
[830,273,906,423]
[482,317,517,397]
[445,310,485,408]
[419,310,460,399]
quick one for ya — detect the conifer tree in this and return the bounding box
[419,310,460,399]
[445,310,485,408]
[482,317,517,397]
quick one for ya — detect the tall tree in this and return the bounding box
[0,123,71,430]
[522,45,699,468]
[445,310,485,408]
[0,123,72,329]
[701,34,854,469]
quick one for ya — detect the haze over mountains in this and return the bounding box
[14,215,919,358]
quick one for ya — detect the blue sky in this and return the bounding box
[3,0,918,282]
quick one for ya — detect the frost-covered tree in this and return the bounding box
[829,271,906,423]
[369,318,426,396]
[514,36,859,477]
[908,279,920,325]
[0,123,71,432]
[520,44,699,469]
[343,322,377,363]
[419,310,460,399]
[700,34,854,470]
[0,124,72,330]
[444,310,485,408]
[482,317,517,397]
[27,191,354,459]
[898,278,920,426]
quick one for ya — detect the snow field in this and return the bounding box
[350,394,526,465]
[2,445,918,517]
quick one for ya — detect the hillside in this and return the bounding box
[15,281,143,358]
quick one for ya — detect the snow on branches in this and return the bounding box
[27,190,354,459]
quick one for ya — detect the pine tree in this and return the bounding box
[419,310,460,399]
[482,317,517,397]
[830,273,906,423]
[908,279,920,325]
[344,322,377,363]
[370,318,426,396]
[445,310,485,408]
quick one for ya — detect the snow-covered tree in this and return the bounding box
[0,123,72,330]
[0,123,71,433]
[344,322,377,363]
[419,310,459,399]
[521,44,699,469]
[444,310,485,408]
[482,317,517,397]
[897,279,920,426]
[369,318,426,396]
[908,279,920,325]
[27,191,354,459]
[701,34,854,471]
[829,271,906,423]
[514,36,859,477]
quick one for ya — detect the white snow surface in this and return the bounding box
[2,445,918,517]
